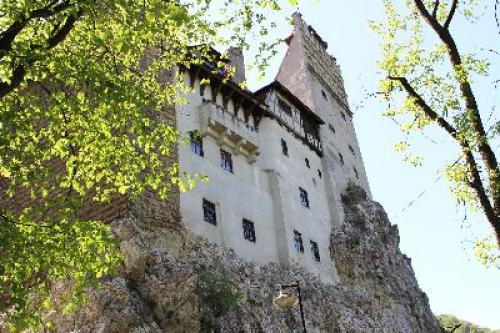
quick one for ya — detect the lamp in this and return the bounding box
[273,289,299,308]
[273,281,307,333]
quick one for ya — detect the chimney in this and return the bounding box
[226,47,246,86]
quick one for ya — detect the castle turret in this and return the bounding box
[276,13,371,227]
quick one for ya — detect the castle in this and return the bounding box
[176,13,370,284]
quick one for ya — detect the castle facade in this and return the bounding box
[176,14,370,284]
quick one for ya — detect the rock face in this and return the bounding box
[53,188,440,332]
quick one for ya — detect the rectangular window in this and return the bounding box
[293,230,304,252]
[189,131,204,157]
[299,187,309,208]
[202,199,217,225]
[281,139,288,157]
[354,166,359,179]
[278,98,292,116]
[242,218,256,243]
[318,169,322,178]
[348,145,356,156]
[310,240,321,262]
[329,123,336,134]
[305,158,310,169]
[339,153,344,165]
[220,149,233,173]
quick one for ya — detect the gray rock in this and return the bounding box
[52,195,440,332]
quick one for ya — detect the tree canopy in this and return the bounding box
[372,0,499,261]
[0,0,292,330]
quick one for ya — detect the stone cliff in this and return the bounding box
[52,186,440,332]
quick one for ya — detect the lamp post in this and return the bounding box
[273,281,307,333]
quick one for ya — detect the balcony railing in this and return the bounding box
[199,101,259,159]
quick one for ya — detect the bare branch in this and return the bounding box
[496,0,500,35]
[432,0,440,18]
[444,0,458,30]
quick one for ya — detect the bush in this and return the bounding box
[341,180,367,207]
[195,262,241,332]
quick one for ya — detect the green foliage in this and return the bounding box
[341,180,368,207]
[0,210,122,331]
[438,314,500,333]
[195,261,241,332]
[473,236,500,269]
[371,0,499,252]
[0,0,294,330]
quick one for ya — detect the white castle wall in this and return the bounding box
[176,74,338,284]
[173,15,371,285]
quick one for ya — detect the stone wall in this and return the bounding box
[51,186,440,333]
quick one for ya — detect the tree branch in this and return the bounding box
[412,0,499,233]
[0,10,82,99]
[388,76,457,136]
[388,75,500,246]
[432,0,440,18]
[0,0,74,60]
[444,0,458,30]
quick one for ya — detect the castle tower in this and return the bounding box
[276,13,371,227]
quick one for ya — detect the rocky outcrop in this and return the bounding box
[52,188,440,332]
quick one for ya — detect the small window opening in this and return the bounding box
[220,149,233,173]
[189,131,204,157]
[310,241,321,262]
[354,166,359,179]
[281,139,288,157]
[329,123,336,134]
[339,153,344,165]
[318,169,322,178]
[278,98,292,116]
[202,199,217,225]
[349,145,356,156]
[299,187,310,208]
[305,158,310,168]
[293,230,304,253]
[321,90,327,100]
[341,112,347,121]
[242,218,256,243]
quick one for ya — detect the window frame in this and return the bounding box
[278,98,292,116]
[281,139,289,157]
[299,187,310,208]
[348,145,356,156]
[328,123,336,134]
[242,218,256,243]
[202,198,217,226]
[310,240,321,262]
[189,131,204,157]
[293,230,304,253]
[220,148,233,173]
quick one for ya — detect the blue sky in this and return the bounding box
[245,0,500,329]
